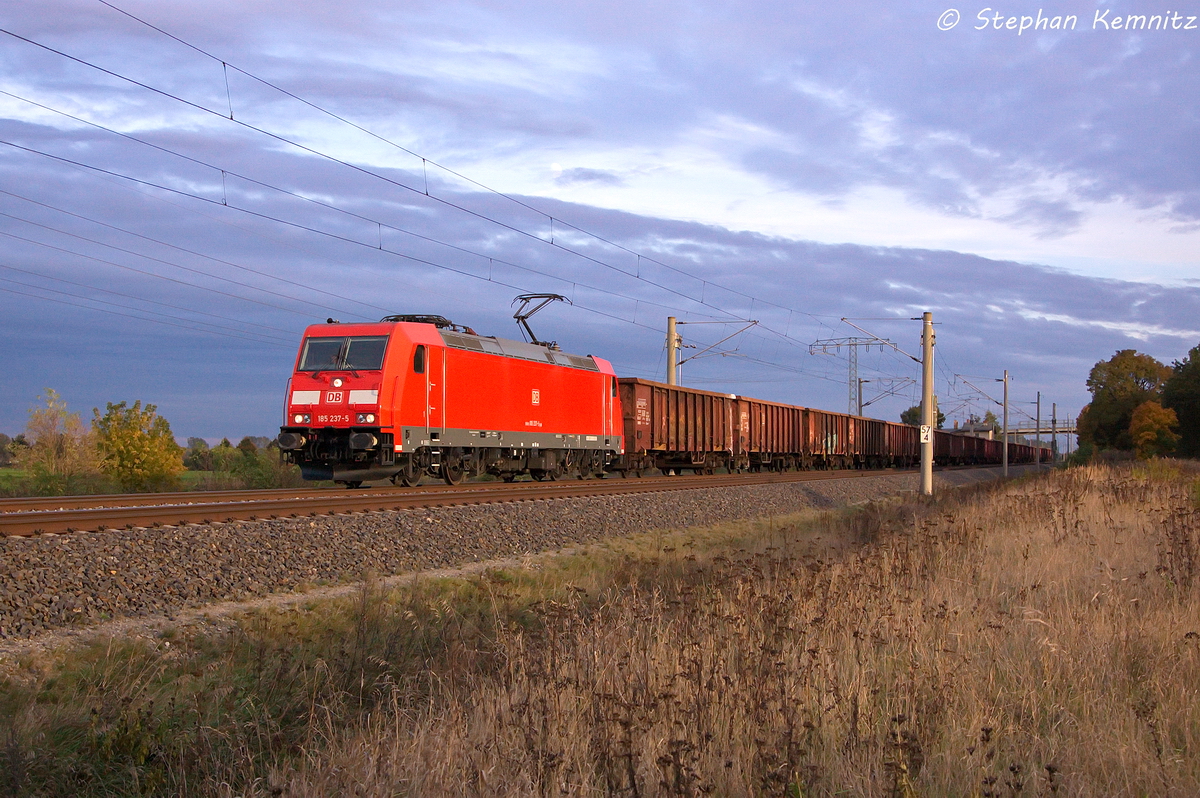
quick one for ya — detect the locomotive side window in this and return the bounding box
[298,336,388,371]
[611,377,617,397]
[413,344,426,374]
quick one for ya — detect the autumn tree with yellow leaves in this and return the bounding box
[92,400,184,491]
[1129,401,1179,459]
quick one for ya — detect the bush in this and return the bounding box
[92,401,184,492]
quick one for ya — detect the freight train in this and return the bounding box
[277,314,1038,486]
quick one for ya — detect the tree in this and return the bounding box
[1129,401,1179,459]
[92,401,184,492]
[900,405,945,428]
[0,433,12,468]
[982,410,1000,432]
[16,389,103,494]
[1078,350,1171,450]
[1162,343,1200,457]
[183,438,212,471]
[210,439,240,473]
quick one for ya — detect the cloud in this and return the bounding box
[554,167,623,186]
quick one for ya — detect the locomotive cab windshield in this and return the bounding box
[298,335,388,371]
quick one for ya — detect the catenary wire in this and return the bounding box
[0,88,734,328]
[0,283,293,347]
[0,262,297,339]
[90,0,843,335]
[0,24,840,352]
[0,272,294,345]
[0,138,665,336]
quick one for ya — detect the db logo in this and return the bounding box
[326,391,344,404]
[531,389,541,405]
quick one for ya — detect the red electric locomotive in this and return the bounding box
[277,314,623,486]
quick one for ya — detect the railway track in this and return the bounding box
[0,467,971,537]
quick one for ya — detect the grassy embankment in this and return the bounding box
[2,462,1198,797]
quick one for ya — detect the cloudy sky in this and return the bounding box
[1,0,1197,442]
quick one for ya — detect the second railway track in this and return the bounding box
[0,467,957,537]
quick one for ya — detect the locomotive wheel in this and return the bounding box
[394,461,421,487]
[345,481,363,489]
[441,460,464,486]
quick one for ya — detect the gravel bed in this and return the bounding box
[0,467,1032,640]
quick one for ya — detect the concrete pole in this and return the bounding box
[1036,391,1041,467]
[1052,402,1058,463]
[666,316,678,386]
[1002,370,1009,478]
[920,312,934,496]
[857,378,866,417]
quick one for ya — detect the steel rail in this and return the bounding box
[0,480,535,514]
[0,467,956,537]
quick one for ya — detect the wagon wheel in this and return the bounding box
[530,470,546,482]
[344,480,363,489]
[502,474,517,483]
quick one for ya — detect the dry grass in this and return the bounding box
[3,463,1197,797]
[276,464,1200,797]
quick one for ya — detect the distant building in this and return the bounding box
[949,421,995,440]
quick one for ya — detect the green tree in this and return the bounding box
[900,404,945,428]
[1162,343,1200,457]
[982,410,1000,432]
[210,439,240,473]
[1129,401,1179,459]
[1077,350,1171,450]
[16,389,103,494]
[92,401,184,492]
[183,437,212,471]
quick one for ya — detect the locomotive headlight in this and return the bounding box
[332,377,344,387]
[356,412,376,424]
[292,413,311,424]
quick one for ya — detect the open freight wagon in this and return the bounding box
[615,378,925,475]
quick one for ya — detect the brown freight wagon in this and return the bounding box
[884,421,919,467]
[616,378,738,475]
[854,416,887,468]
[737,396,807,470]
[804,407,853,469]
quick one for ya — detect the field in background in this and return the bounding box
[2,462,1197,796]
